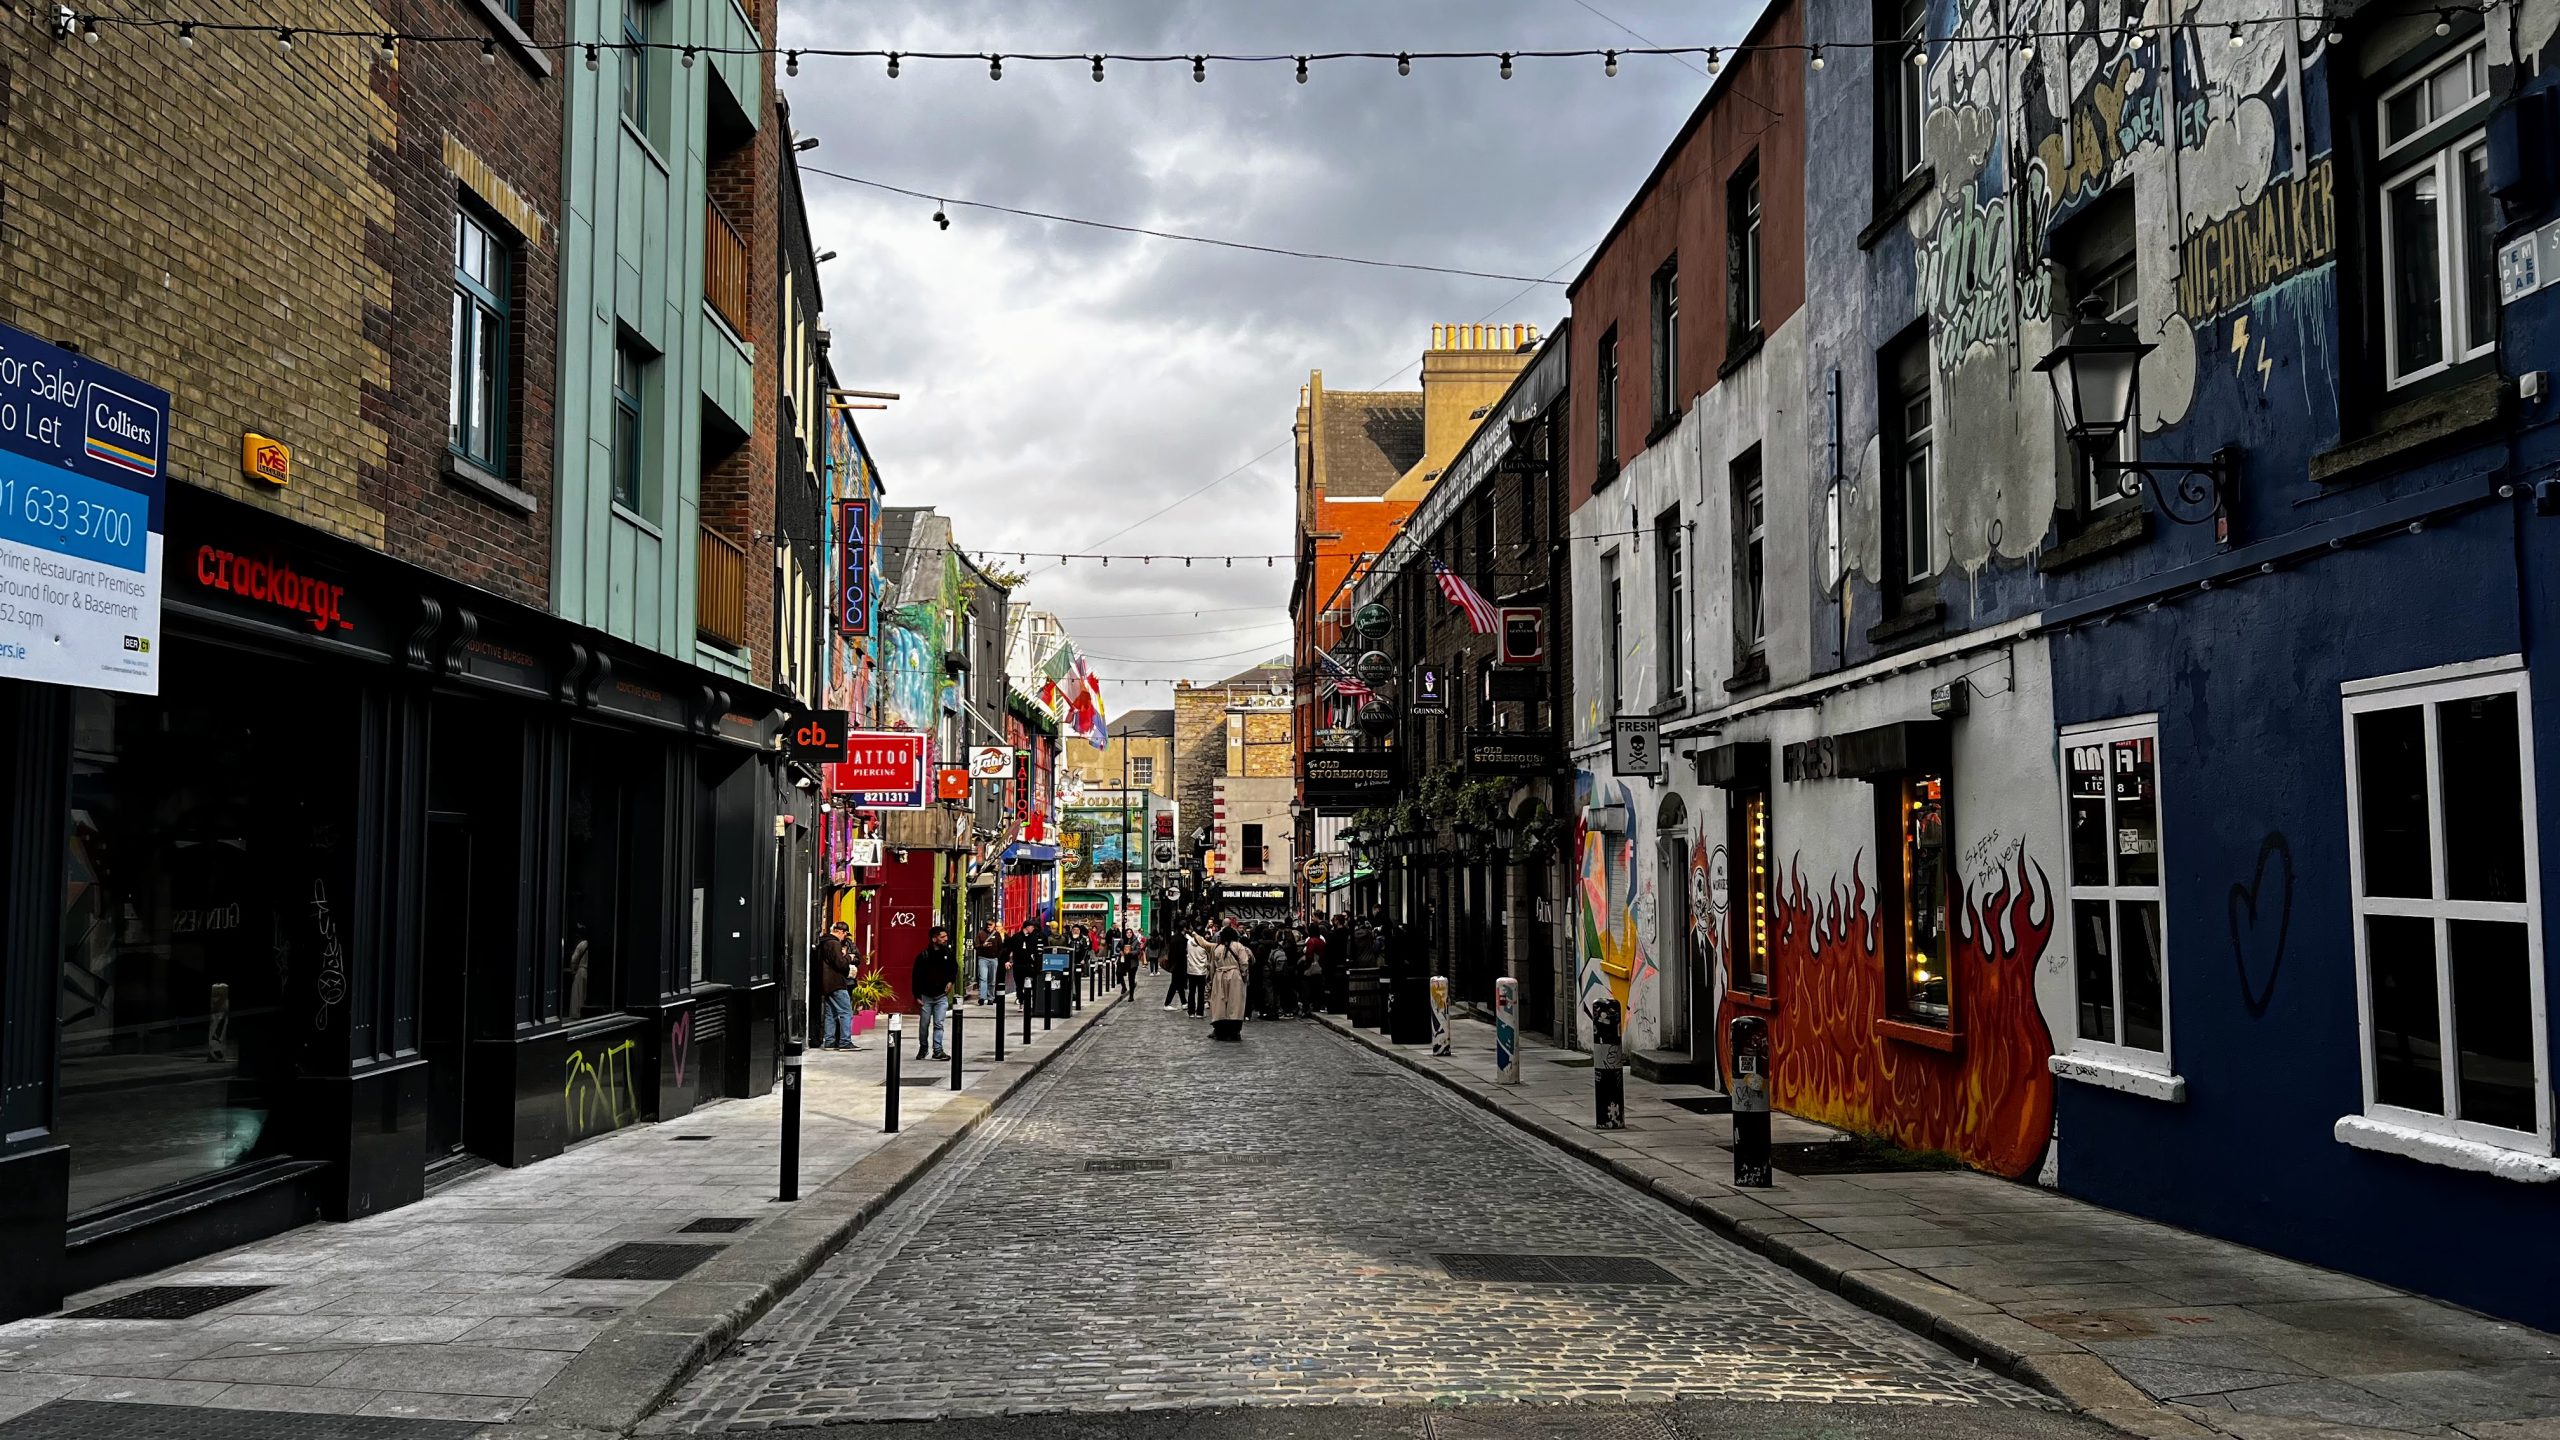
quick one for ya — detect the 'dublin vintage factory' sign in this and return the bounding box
[0,320,170,696]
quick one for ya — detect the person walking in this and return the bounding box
[1162,928,1191,1011]
[1206,925,1252,1041]
[910,924,957,1061]
[972,924,1004,1006]
[813,921,854,1049]
[1183,926,1213,1016]
[1115,928,1140,999]
[1264,926,1296,1021]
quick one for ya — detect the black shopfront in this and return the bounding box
[0,487,785,1319]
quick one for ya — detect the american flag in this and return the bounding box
[1317,651,1374,701]
[1430,557,1501,635]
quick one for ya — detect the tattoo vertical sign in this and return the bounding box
[838,498,870,637]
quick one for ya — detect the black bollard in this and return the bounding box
[1072,962,1084,1013]
[884,1016,902,1133]
[1730,1015,1772,1187]
[950,1002,965,1090]
[995,988,1007,1062]
[1023,980,1035,1045]
[1043,974,1055,1030]
[1590,999,1626,1130]
[777,1040,803,1202]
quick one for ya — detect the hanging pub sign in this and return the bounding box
[968,745,1015,778]
[837,498,871,636]
[0,320,170,696]
[829,730,931,809]
[1499,606,1545,666]
[1352,601,1392,638]
[934,765,973,801]
[1465,731,1556,777]
[1411,663,1447,716]
[1354,649,1394,686]
[1301,749,1401,804]
[1612,715,1663,777]
[785,709,850,764]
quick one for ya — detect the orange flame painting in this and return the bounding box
[1766,852,2057,1177]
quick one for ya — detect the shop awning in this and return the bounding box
[1001,842,1060,864]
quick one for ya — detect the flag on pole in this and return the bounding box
[1318,651,1373,701]
[1430,556,1501,635]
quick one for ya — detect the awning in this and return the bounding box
[1001,842,1060,864]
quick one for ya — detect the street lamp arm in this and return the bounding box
[2099,446,2242,533]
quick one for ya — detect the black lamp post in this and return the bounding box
[2035,296,2242,545]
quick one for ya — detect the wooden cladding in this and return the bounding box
[697,525,748,648]
[704,202,751,338]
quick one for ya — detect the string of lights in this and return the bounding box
[846,522,1676,571]
[50,8,2416,74]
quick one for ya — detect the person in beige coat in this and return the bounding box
[1206,925,1252,1041]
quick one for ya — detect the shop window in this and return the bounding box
[1880,329,1938,603]
[1729,786,1772,993]
[59,646,358,1214]
[1877,769,1951,1024]
[564,728,648,1017]
[1733,447,1766,659]
[2062,719,2168,1065]
[448,205,513,475]
[2371,29,2496,391]
[2343,659,2548,1148]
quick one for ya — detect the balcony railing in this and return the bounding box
[705,202,751,338]
[698,526,747,648]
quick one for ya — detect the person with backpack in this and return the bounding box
[1262,926,1296,1020]
[1183,925,1213,1017]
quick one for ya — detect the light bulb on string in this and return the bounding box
[1707,47,1722,73]
[1192,55,1206,81]
[82,17,100,43]
[680,46,696,68]
[989,53,1003,79]
[2015,33,2033,59]
[481,38,497,64]
[378,33,397,60]
[887,51,900,77]
[1809,45,1825,70]
[2228,23,2245,47]
[275,28,294,54]
[1499,53,1514,79]
[177,21,194,47]
[1295,55,1309,82]
[932,202,948,230]
[2435,11,2454,34]
[786,50,799,76]
[1091,54,1104,82]
[1912,43,1929,64]
[1396,52,1410,75]
[584,43,599,69]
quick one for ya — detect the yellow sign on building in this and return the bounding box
[243,433,291,488]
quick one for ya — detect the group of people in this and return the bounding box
[1166,916,1366,1042]
[814,908,1378,1055]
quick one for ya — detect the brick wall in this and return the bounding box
[1171,684,1225,856]
[0,1,393,545]
[367,0,561,603]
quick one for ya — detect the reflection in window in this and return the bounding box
[59,648,355,1213]
[2062,726,2167,1058]
[1882,771,1950,1023]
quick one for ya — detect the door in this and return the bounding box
[421,813,472,1160]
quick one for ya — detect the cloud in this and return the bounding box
[781,0,1744,708]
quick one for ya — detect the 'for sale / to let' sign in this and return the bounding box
[0,321,169,696]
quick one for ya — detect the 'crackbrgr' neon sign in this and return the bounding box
[192,544,348,633]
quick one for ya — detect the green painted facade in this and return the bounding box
[552,0,760,675]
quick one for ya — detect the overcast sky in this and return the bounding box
[780,0,1741,713]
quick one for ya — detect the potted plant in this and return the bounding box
[847,970,893,1035]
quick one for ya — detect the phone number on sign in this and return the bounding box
[0,473,137,548]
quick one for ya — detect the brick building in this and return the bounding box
[1172,662,1293,918]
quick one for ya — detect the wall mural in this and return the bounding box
[1850,0,2334,584]
[1767,851,2058,1177]
[1574,771,1655,1031]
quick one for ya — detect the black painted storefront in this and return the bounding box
[0,487,785,1320]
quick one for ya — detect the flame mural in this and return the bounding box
[1768,852,2057,1177]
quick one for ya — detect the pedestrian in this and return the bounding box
[1264,925,1296,1020]
[973,923,1004,1006]
[1182,922,1213,1014]
[1009,922,1040,1005]
[910,924,957,1061]
[813,920,854,1049]
[1115,928,1140,999]
[1298,934,1327,1017]
[1206,925,1252,1041]
[1163,928,1192,1011]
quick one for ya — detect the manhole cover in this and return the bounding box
[679,1217,756,1234]
[1433,1253,1685,1286]
[559,1242,725,1281]
[1084,1158,1172,1173]
[64,1284,273,1320]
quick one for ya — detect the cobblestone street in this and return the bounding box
[648,1004,2065,1432]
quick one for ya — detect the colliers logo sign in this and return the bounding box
[192,545,350,633]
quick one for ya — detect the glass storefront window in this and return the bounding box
[60,644,357,1214]
[1885,771,1951,1023]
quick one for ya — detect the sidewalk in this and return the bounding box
[0,992,1118,1433]
[1322,1010,2560,1440]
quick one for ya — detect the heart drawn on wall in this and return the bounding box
[2228,832,2294,1019]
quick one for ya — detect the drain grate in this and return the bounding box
[559,1242,725,1281]
[64,1284,273,1320]
[678,1217,756,1234]
[669,1134,715,1142]
[1427,1405,1682,1439]
[1432,1252,1685,1286]
[1083,1158,1172,1174]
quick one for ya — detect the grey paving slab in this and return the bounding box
[650,1005,2037,1431]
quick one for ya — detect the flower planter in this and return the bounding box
[852,1007,878,1035]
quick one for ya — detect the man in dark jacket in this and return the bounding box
[814,922,854,1050]
[911,925,958,1060]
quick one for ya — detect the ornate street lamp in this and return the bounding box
[2035,296,2242,544]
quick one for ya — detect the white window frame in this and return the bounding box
[1740,463,1767,655]
[1129,755,1154,787]
[2341,656,2552,1154]
[1900,385,1938,580]
[2376,38,2495,391]
[2057,716,2175,1077]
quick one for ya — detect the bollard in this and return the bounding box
[1043,974,1056,1031]
[995,987,1007,1062]
[1072,962,1084,1014]
[1590,998,1626,1129]
[1022,979,1035,1045]
[778,1040,803,1202]
[1730,1014,1772,1187]
[950,1001,964,1090]
[884,1015,902,1133]
[1428,975,1452,1057]
[1493,977,1521,1084]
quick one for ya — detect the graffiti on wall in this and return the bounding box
[2176,157,2336,320]
[1767,852,2057,1177]
[2229,831,2295,1018]
[1574,771,1654,1028]
[564,1039,642,1139]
